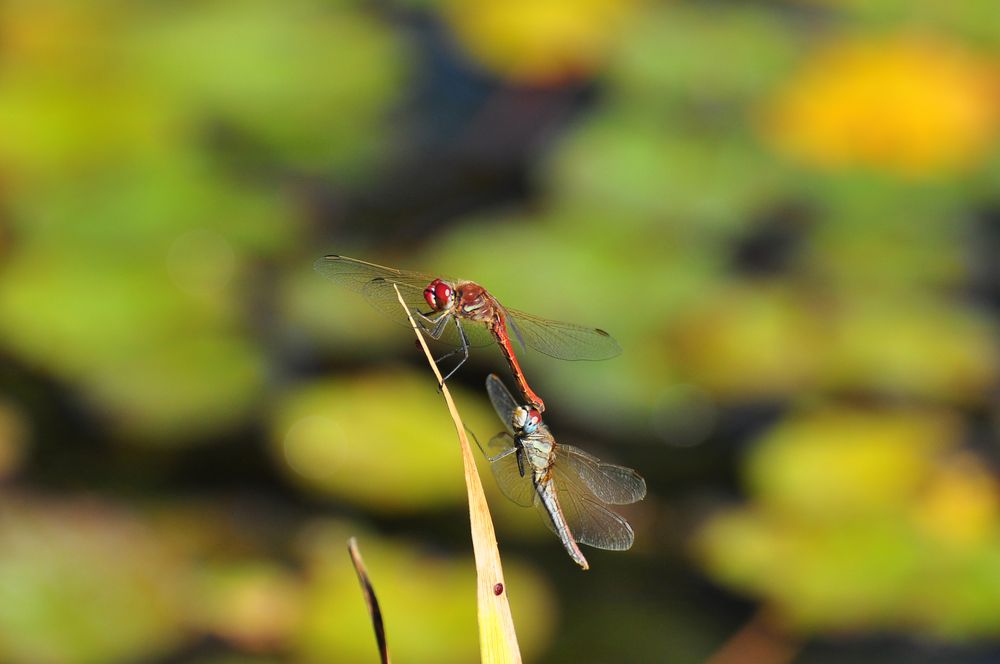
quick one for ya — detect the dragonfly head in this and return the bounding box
[423,279,454,311]
[512,406,542,435]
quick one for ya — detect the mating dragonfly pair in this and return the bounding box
[316,255,646,570]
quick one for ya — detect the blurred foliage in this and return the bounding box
[0,498,187,664]
[666,286,1000,402]
[128,0,404,174]
[270,370,499,511]
[0,0,403,185]
[295,522,555,664]
[0,401,28,479]
[188,658,281,664]
[823,0,1000,47]
[0,495,558,664]
[0,0,403,441]
[762,35,999,177]
[696,408,1000,637]
[0,0,999,662]
[604,4,803,117]
[194,561,303,653]
[442,0,637,84]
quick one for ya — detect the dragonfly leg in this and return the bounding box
[413,310,448,337]
[432,314,474,363]
[429,312,454,340]
[437,318,470,386]
[478,432,517,462]
[434,345,464,364]
[489,447,518,463]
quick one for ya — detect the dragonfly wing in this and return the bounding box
[313,255,433,293]
[503,308,622,361]
[442,317,499,349]
[505,313,528,354]
[316,255,436,332]
[484,431,516,456]
[485,375,520,435]
[359,277,429,321]
[560,445,647,505]
[486,433,535,507]
[543,461,635,551]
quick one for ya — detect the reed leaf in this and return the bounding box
[394,285,522,664]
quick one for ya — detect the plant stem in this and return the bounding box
[394,285,522,664]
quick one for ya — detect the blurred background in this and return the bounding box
[1,0,999,662]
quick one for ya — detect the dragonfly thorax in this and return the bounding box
[518,430,556,475]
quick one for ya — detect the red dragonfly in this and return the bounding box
[314,255,621,411]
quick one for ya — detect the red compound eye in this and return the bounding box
[527,408,541,426]
[423,279,452,311]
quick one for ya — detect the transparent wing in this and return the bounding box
[537,462,635,551]
[314,255,493,348]
[313,255,435,293]
[503,307,622,361]
[440,318,497,348]
[559,445,647,505]
[358,277,430,321]
[485,433,535,508]
[484,431,516,458]
[485,374,520,435]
